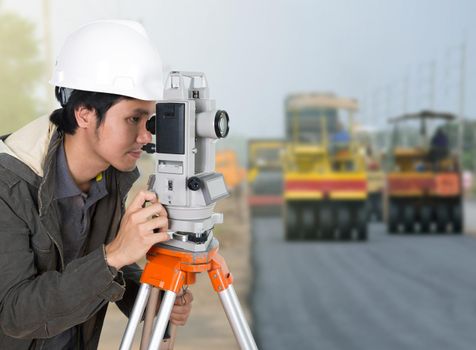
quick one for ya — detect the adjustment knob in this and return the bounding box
[187,177,202,191]
[142,143,156,154]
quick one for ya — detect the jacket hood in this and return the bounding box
[0,115,56,178]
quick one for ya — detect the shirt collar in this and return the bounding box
[54,140,107,200]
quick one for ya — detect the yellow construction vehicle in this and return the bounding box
[247,139,284,217]
[386,110,463,234]
[283,93,368,240]
[215,150,246,194]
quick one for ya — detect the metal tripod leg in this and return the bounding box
[140,287,161,350]
[147,290,177,350]
[121,238,257,349]
[120,283,152,350]
[218,284,258,350]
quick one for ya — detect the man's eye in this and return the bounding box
[129,117,140,124]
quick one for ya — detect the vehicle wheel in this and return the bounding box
[436,204,449,233]
[420,205,432,233]
[403,205,415,234]
[375,203,383,222]
[356,205,368,241]
[451,202,463,234]
[319,205,333,240]
[337,205,351,241]
[302,203,315,240]
[388,200,399,234]
[285,202,299,240]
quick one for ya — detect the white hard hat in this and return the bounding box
[50,20,163,101]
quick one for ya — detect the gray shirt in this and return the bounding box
[42,141,108,349]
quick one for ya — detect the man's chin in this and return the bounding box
[114,161,137,172]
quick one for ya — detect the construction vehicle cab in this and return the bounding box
[283,93,368,240]
[386,110,463,233]
[247,139,284,217]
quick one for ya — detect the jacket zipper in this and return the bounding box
[44,228,65,272]
[38,138,65,272]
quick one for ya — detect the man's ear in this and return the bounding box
[74,106,95,128]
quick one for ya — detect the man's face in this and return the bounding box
[90,99,155,172]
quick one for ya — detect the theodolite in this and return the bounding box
[119,71,257,350]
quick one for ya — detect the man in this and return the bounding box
[428,127,450,170]
[0,20,192,349]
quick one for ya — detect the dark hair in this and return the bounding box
[49,89,131,134]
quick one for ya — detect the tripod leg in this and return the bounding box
[140,287,161,350]
[120,283,152,350]
[147,290,177,350]
[208,253,258,349]
[218,284,258,350]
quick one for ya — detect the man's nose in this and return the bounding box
[137,122,152,144]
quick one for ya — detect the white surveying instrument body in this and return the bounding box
[144,71,230,252]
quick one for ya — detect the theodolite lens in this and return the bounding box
[214,110,230,138]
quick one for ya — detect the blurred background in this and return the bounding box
[1,0,476,349]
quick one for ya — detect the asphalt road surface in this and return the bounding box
[251,218,476,350]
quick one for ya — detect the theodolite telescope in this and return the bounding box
[143,71,230,252]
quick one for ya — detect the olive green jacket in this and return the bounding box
[0,116,142,349]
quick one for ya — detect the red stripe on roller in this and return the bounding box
[285,180,366,192]
[388,178,434,191]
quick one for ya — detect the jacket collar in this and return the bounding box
[1,115,55,178]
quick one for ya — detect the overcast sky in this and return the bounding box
[3,0,475,137]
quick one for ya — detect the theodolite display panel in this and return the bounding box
[156,103,185,154]
[199,173,229,205]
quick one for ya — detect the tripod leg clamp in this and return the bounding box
[208,254,233,292]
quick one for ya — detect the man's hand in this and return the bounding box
[105,190,169,269]
[170,290,193,326]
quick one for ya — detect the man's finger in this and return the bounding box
[170,309,189,320]
[170,317,186,326]
[183,291,193,304]
[134,203,167,223]
[174,291,193,306]
[171,305,190,315]
[142,215,168,232]
[174,298,186,307]
[149,231,170,245]
[128,190,158,211]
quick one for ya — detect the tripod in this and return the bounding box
[119,237,258,350]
